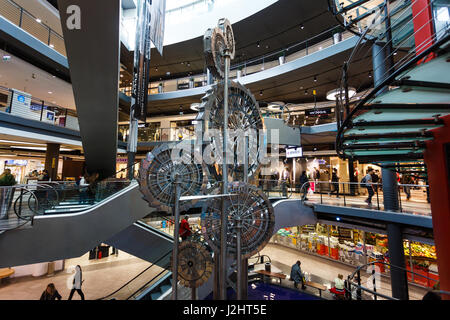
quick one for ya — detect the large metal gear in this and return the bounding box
[138,143,207,212]
[217,18,235,60]
[201,81,265,181]
[201,182,275,259]
[171,241,213,288]
[204,27,227,79]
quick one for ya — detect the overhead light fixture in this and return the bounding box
[300,24,304,30]
[259,90,263,96]
[256,41,260,48]
[36,18,41,23]
[368,71,372,78]
[187,62,191,67]
[304,90,308,95]
[190,103,200,111]
[49,44,54,48]
[314,76,317,82]
[326,87,356,101]
[48,91,53,94]
[155,67,158,71]
[267,102,285,111]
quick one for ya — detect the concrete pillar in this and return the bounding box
[387,223,409,300]
[382,168,399,211]
[45,143,60,181]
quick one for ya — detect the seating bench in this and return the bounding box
[305,281,327,297]
[255,270,286,284]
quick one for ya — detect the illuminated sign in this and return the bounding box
[286,147,303,158]
[305,107,332,116]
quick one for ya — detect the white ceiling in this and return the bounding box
[0,49,76,110]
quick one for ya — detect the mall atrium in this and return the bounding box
[0,0,449,304]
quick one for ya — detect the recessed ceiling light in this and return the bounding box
[300,24,305,30]
[36,18,41,23]
[48,91,53,94]
[49,44,54,48]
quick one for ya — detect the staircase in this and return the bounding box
[330,0,450,175]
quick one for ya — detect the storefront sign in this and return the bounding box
[5,160,28,166]
[177,83,190,90]
[286,147,303,158]
[305,107,332,116]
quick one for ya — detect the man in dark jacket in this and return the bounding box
[299,171,310,200]
[290,260,306,289]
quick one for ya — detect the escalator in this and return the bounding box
[0,179,153,267]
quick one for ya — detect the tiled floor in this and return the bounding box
[0,251,153,300]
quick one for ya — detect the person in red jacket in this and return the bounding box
[179,214,192,241]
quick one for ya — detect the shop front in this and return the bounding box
[271,223,439,289]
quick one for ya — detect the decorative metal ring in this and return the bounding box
[218,18,235,60]
[138,143,207,212]
[201,182,275,258]
[171,240,213,288]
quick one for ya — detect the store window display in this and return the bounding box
[271,223,439,289]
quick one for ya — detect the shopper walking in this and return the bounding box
[40,283,62,300]
[78,175,89,204]
[0,169,16,186]
[68,265,85,300]
[371,170,380,193]
[362,168,374,205]
[179,214,192,241]
[401,174,412,200]
[330,168,340,198]
[299,171,310,200]
[290,260,306,290]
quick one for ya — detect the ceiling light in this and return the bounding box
[49,44,54,48]
[187,62,191,67]
[300,24,305,30]
[257,41,260,48]
[155,67,158,71]
[368,72,372,78]
[314,76,317,82]
[305,90,308,95]
[166,72,171,75]
[120,74,123,77]
[48,91,53,94]
[259,90,263,96]
[36,18,41,23]
[326,87,356,101]
[190,103,200,111]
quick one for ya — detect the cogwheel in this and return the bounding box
[204,27,227,79]
[201,182,275,259]
[137,142,208,212]
[200,80,265,181]
[171,240,213,288]
[217,18,235,60]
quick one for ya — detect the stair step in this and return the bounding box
[369,86,450,105]
[343,137,433,145]
[345,124,443,136]
[160,285,171,293]
[353,108,450,123]
[150,292,162,300]
[395,52,450,85]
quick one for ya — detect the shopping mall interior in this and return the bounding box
[0,0,449,304]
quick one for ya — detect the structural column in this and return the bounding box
[382,169,399,211]
[386,223,409,300]
[44,143,60,181]
[424,115,450,299]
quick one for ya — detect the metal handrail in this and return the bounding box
[98,249,173,300]
[345,260,446,300]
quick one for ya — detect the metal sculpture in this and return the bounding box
[171,240,213,288]
[137,143,207,212]
[201,182,275,259]
[201,81,265,181]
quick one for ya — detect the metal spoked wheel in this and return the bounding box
[201,182,275,259]
[204,27,227,79]
[171,240,213,288]
[138,143,207,212]
[218,18,235,59]
[202,81,265,181]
